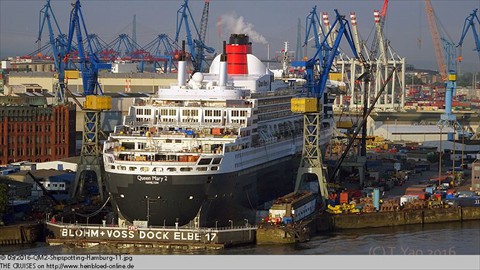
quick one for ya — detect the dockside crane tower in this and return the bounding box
[291,10,359,201]
[423,0,469,186]
[62,0,112,201]
[424,0,463,140]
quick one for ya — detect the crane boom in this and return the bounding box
[424,0,447,81]
[304,6,324,50]
[175,0,214,73]
[458,8,480,62]
[199,0,210,45]
[37,0,69,104]
[370,0,389,61]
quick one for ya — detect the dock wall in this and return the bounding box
[0,223,44,245]
[329,207,480,230]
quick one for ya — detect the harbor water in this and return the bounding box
[2,220,479,255]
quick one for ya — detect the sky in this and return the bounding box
[0,0,479,73]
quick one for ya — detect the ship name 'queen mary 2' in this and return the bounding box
[102,34,334,227]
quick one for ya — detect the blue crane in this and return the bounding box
[36,0,69,103]
[424,1,462,142]
[106,34,140,59]
[303,6,325,51]
[296,10,358,99]
[105,33,152,72]
[442,38,457,120]
[64,0,111,96]
[292,9,359,200]
[174,0,214,73]
[458,8,480,62]
[36,0,68,58]
[65,0,112,201]
[86,34,110,58]
[143,34,178,73]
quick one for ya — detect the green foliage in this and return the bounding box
[406,74,425,85]
[426,152,439,163]
[457,72,480,87]
[0,183,7,214]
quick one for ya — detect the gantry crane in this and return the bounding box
[174,0,214,73]
[458,8,480,62]
[143,34,178,73]
[105,33,153,72]
[291,10,358,202]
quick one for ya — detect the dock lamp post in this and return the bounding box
[438,123,444,189]
[228,219,233,229]
[145,196,150,224]
[386,117,390,140]
[215,221,218,230]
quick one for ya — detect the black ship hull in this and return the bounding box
[105,155,299,228]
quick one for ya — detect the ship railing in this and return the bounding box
[159,83,237,90]
[149,102,251,108]
[148,225,258,232]
[111,130,239,140]
[49,222,257,232]
[250,89,298,99]
[112,127,241,139]
[114,121,244,131]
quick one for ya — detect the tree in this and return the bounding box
[457,72,480,87]
[406,74,425,85]
[426,152,439,163]
[0,183,7,215]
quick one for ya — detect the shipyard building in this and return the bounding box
[0,96,76,165]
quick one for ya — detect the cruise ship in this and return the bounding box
[102,34,334,228]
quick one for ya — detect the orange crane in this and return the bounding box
[424,0,447,81]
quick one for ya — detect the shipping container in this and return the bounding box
[400,195,419,206]
[445,197,480,207]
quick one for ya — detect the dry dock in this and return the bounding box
[46,222,255,249]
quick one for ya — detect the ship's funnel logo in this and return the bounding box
[218,13,268,45]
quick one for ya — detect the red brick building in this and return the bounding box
[0,104,76,165]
